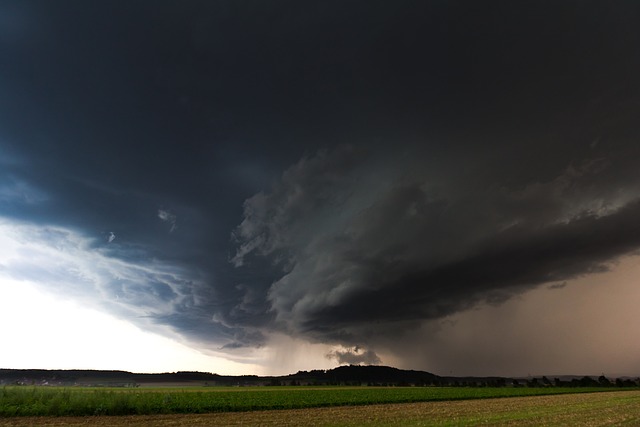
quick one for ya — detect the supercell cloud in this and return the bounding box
[229,144,640,358]
[1,0,640,375]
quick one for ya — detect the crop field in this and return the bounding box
[1,389,640,426]
[0,385,617,417]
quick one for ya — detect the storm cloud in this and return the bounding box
[1,0,640,375]
[230,143,640,355]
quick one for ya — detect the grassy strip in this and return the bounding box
[0,386,625,417]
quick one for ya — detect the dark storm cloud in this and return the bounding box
[232,141,640,350]
[310,197,640,325]
[1,0,640,366]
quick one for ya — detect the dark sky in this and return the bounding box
[2,0,640,375]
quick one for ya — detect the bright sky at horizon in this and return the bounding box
[0,277,255,375]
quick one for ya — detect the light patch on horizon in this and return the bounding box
[250,334,353,376]
[0,277,260,374]
[326,345,382,366]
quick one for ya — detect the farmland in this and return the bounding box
[0,385,631,417]
[1,389,640,426]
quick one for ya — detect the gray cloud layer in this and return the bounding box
[2,1,640,372]
[230,142,640,358]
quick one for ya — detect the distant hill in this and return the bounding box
[1,366,637,388]
[0,366,441,387]
[0,369,223,387]
[286,365,439,385]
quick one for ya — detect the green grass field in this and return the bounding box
[0,385,625,417]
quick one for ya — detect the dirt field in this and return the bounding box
[1,390,639,426]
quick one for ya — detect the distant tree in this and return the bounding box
[598,375,612,387]
[579,376,598,387]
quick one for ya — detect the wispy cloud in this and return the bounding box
[158,209,177,232]
[548,281,567,290]
[0,176,48,205]
[0,217,198,338]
